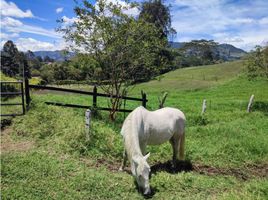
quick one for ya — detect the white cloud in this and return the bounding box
[56,7,64,14]
[1,17,61,38]
[232,18,255,25]
[110,0,139,16]
[1,17,23,27]
[0,32,19,40]
[259,17,268,25]
[95,0,139,17]
[170,0,268,51]
[61,16,78,25]
[5,37,67,51]
[1,0,34,18]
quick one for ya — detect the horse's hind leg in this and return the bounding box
[178,132,185,160]
[119,148,127,171]
[169,136,179,168]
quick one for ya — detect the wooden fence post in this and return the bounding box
[141,91,147,108]
[20,81,25,115]
[85,109,91,141]
[93,85,97,108]
[247,94,254,113]
[201,99,206,115]
[158,92,168,108]
[25,77,31,109]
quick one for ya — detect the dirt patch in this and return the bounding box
[1,128,34,154]
[83,158,268,180]
[150,160,268,181]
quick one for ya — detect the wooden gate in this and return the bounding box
[0,81,25,116]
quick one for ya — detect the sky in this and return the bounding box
[1,0,268,52]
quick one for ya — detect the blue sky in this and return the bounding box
[1,0,268,52]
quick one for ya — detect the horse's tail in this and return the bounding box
[179,131,185,160]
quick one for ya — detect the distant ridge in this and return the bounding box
[169,41,247,61]
[33,50,75,61]
[32,42,247,62]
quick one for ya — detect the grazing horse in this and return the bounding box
[119,106,186,195]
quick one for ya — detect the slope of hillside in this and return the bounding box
[134,60,245,93]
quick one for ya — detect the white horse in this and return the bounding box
[119,106,186,195]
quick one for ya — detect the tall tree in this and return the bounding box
[58,0,166,120]
[139,0,176,74]
[1,40,20,77]
[1,40,31,78]
[139,0,176,39]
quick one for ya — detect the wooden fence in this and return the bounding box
[25,78,147,113]
[0,81,25,117]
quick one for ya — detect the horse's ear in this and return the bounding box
[144,152,150,160]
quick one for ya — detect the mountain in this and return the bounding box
[32,41,246,62]
[169,41,247,61]
[33,50,75,61]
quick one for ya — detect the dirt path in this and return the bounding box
[1,127,34,154]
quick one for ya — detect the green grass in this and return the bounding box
[1,61,268,199]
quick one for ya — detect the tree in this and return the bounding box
[1,40,31,78]
[43,55,54,63]
[25,50,42,70]
[139,0,176,39]
[58,0,166,120]
[139,0,176,74]
[246,45,268,79]
[36,56,43,62]
[1,40,20,77]
[179,40,220,66]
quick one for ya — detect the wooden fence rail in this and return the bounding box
[25,78,147,113]
[0,81,25,116]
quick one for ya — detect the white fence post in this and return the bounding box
[247,95,254,113]
[85,109,91,140]
[201,99,206,115]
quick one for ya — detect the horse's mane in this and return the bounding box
[121,107,145,157]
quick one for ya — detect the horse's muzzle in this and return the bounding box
[143,187,151,196]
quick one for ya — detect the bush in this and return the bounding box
[246,45,268,79]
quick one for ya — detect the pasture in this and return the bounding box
[1,61,268,199]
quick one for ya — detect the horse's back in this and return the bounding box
[121,106,186,144]
[153,107,185,121]
[144,107,185,145]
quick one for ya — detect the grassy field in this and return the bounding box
[1,61,268,199]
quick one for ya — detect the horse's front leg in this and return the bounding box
[119,148,127,171]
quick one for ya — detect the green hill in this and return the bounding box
[134,60,245,93]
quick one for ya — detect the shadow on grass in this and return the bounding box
[150,160,193,175]
[252,101,268,115]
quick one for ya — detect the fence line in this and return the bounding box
[25,78,147,113]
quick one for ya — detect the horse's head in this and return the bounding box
[132,153,151,196]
